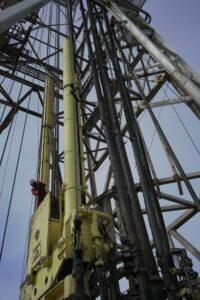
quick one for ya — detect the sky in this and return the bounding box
[144,0,200,72]
[0,1,200,299]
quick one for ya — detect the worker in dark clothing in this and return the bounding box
[30,179,47,208]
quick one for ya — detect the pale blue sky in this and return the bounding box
[0,1,200,299]
[144,0,200,72]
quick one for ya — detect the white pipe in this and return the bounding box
[0,0,50,33]
[136,96,191,111]
[151,31,200,87]
[108,3,200,107]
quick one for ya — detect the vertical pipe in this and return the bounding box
[63,38,81,220]
[81,1,157,298]
[74,74,87,204]
[101,12,179,298]
[51,1,61,217]
[39,74,54,189]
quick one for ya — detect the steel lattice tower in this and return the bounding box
[0,0,199,299]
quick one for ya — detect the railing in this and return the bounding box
[117,0,151,23]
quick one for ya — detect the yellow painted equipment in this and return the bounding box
[39,74,54,189]
[63,38,81,221]
[20,38,112,300]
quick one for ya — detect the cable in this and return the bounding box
[148,99,164,153]
[172,105,200,156]
[162,85,200,157]
[0,0,50,267]
[0,78,13,124]
[20,2,55,275]
[0,8,45,188]
[0,3,46,168]
[0,80,23,166]
[0,115,18,202]
[0,95,31,262]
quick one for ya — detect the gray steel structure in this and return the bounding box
[0,0,200,299]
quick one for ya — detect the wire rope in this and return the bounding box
[0,105,6,124]
[0,114,18,201]
[0,19,44,173]
[0,81,23,166]
[20,86,42,282]
[148,94,165,153]
[19,3,50,278]
[162,85,200,157]
[0,3,46,168]
[141,53,199,160]
[0,77,14,123]
[0,94,31,262]
[0,3,47,263]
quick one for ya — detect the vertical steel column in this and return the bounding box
[81,1,161,298]
[100,12,179,298]
[50,1,61,217]
[39,74,54,189]
[88,0,158,269]
[75,76,87,205]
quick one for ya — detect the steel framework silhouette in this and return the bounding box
[0,0,199,299]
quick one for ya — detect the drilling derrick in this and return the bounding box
[0,0,199,299]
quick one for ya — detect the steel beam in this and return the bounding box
[0,99,42,118]
[39,74,54,188]
[159,193,196,208]
[0,0,50,33]
[142,205,191,213]
[136,97,191,110]
[170,230,200,262]
[150,209,197,248]
[167,209,197,232]
[108,2,200,107]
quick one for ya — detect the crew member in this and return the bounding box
[30,179,47,208]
